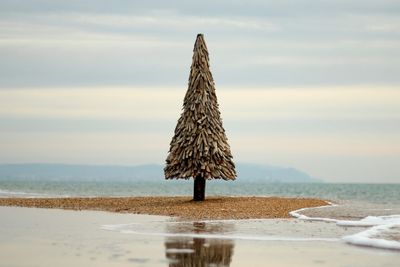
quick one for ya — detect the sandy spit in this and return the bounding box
[0,196,328,220]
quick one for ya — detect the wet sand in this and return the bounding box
[1,206,399,267]
[0,196,327,219]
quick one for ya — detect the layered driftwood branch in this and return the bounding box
[164,34,236,180]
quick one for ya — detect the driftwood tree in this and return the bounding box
[165,34,236,201]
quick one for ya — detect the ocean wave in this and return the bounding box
[342,223,400,250]
[0,188,49,198]
[101,202,400,252]
[101,223,339,242]
[290,204,400,251]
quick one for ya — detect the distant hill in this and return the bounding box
[236,163,322,183]
[0,163,322,183]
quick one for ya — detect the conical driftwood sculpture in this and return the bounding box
[165,34,236,201]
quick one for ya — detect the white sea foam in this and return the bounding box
[101,223,339,242]
[290,203,400,251]
[289,201,339,223]
[337,215,400,227]
[342,223,400,250]
[102,201,400,251]
[0,188,49,198]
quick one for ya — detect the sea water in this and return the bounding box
[101,201,400,252]
[1,179,400,252]
[0,180,399,205]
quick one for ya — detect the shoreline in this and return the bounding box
[0,196,328,220]
[1,200,399,266]
[1,205,399,267]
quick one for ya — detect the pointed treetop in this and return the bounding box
[195,33,205,47]
[164,34,236,180]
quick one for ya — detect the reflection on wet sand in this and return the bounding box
[165,222,235,267]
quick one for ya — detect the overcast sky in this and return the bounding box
[0,0,399,183]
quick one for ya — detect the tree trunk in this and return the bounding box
[193,175,206,201]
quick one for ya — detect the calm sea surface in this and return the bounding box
[0,180,399,205]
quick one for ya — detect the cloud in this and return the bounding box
[0,86,399,182]
[0,87,182,120]
[70,14,279,32]
[1,1,400,87]
[0,132,169,164]
[0,87,399,120]
[0,1,399,182]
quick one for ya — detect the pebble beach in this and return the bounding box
[0,196,327,220]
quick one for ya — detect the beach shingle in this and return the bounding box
[0,196,327,220]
